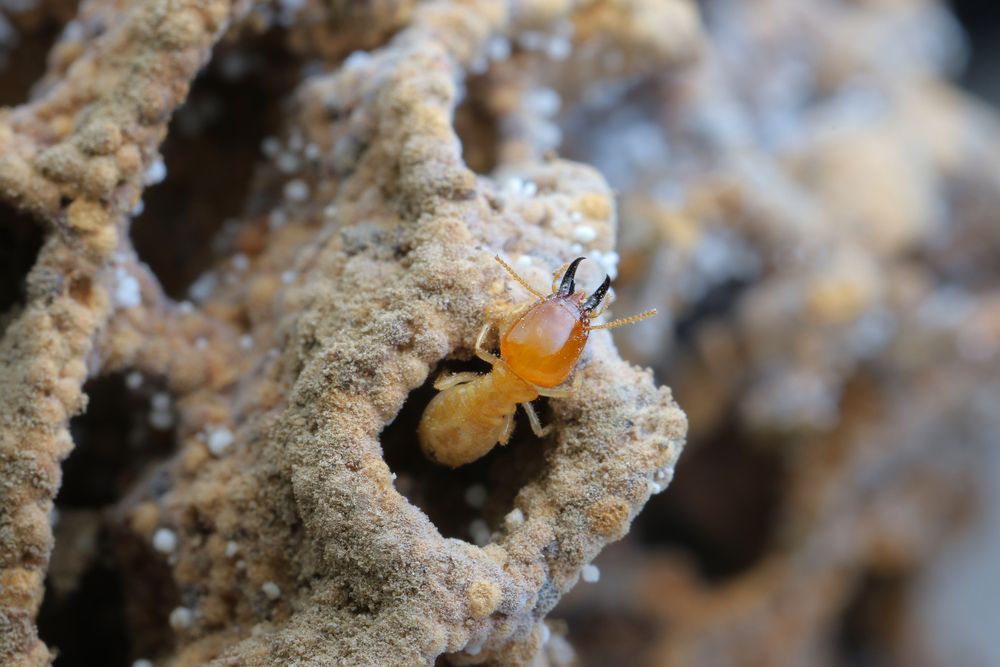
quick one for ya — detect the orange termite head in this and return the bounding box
[498,256,644,389]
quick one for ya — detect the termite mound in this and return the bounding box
[0,1,687,665]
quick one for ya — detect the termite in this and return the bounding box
[418,255,657,467]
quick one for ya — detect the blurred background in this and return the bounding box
[551,1,1000,665]
[2,0,999,665]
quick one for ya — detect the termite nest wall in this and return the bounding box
[0,0,997,666]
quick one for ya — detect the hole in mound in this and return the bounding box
[454,75,500,175]
[836,570,910,666]
[0,202,43,331]
[38,372,179,665]
[635,419,787,581]
[0,3,77,106]
[37,522,131,667]
[62,373,177,508]
[559,606,658,667]
[131,31,299,298]
[948,0,1000,107]
[105,513,181,663]
[552,545,671,665]
[560,79,665,191]
[381,359,554,544]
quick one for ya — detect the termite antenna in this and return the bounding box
[494,255,547,300]
[590,309,658,330]
[557,257,586,296]
[582,275,611,312]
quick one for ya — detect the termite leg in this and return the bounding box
[475,323,501,365]
[499,411,516,445]
[433,371,480,390]
[534,373,581,399]
[521,402,552,437]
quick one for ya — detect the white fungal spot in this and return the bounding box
[62,20,84,42]
[261,136,281,157]
[515,254,532,268]
[343,50,371,70]
[505,508,525,527]
[125,371,143,390]
[194,337,208,350]
[548,635,576,664]
[268,209,287,230]
[581,564,601,583]
[152,528,177,554]
[534,121,562,149]
[323,204,338,221]
[151,392,171,412]
[276,152,300,174]
[206,427,234,456]
[503,177,537,198]
[232,253,249,271]
[281,270,297,285]
[464,484,487,508]
[177,300,195,314]
[149,411,174,430]
[188,272,217,302]
[169,606,193,630]
[262,581,282,600]
[149,392,174,430]
[572,225,597,243]
[546,36,572,61]
[239,335,254,350]
[225,541,239,558]
[526,89,561,117]
[114,267,142,309]
[283,178,310,203]
[144,159,167,186]
[486,36,511,62]
[304,143,321,161]
[504,177,524,194]
[469,519,491,546]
